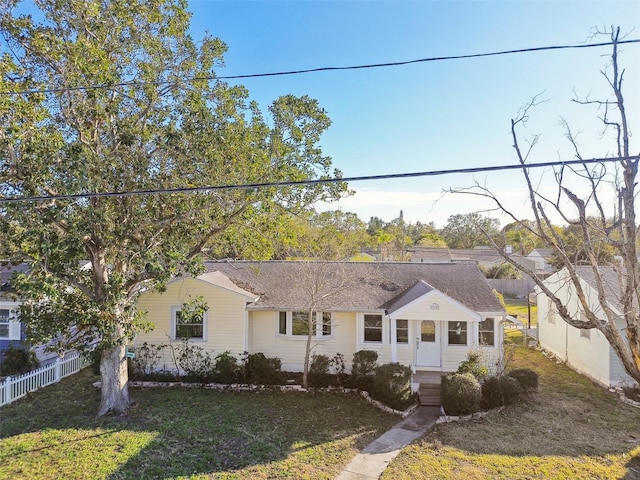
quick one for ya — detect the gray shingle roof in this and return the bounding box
[575,265,625,312]
[206,261,504,314]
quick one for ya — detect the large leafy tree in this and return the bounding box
[440,212,501,249]
[0,0,345,415]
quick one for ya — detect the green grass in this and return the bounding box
[0,369,398,479]
[383,347,640,480]
[504,298,537,327]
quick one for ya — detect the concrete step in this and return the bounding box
[419,384,441,406]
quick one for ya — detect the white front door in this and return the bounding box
[416,320,441,367]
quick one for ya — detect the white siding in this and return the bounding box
[539,270,637,388]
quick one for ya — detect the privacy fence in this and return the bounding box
[0,351,87,407]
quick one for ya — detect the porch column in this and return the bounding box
[390,316,397,363]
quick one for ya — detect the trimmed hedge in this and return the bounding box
[481,375,523,409]
[441,372,481,415]
[371,362,413,411]
[350,350,378,390]
[507,368,539,393]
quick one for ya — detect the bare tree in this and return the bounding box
[288,261,352,389]
[453,27,640,383]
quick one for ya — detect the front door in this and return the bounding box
[416,320,441,367]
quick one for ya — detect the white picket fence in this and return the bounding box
[0,351,87,407]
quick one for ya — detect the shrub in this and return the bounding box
[457,351,488,380]
[213,351,242,384]
[309,353,331,387]
[441,372,481,415]
[481,376,504,409]
[481,375,524,409]
[131,342,167,379]
[371,362,413,411]
[243,352,283,385]
[351,350,378,390]
[175,341,214,382]
[0,345,39,376]
[507,368,539,393]
[500,375,523,405]
[330,353,347,385]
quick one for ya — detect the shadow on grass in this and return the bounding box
[0,369,397,479]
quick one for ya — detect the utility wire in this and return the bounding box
[2,39,639,96]
[1,156,636,204]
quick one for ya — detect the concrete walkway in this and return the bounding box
[336,406,441,480]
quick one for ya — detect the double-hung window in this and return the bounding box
[396,319,409,344]
[448,321,468,346]
[278,311,332,338]
[364,314,383,343]
[172,306,206,340]
[478,318,495,346]
[0,308,11,338]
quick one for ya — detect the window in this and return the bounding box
[173,307,205,340]
[448,321,468,345]
[321,312,332,336]
[364,314,383,342]
[0,309,10,338]
[580,328,591,340]
[396,319,408,344]
[278,311,332,338]
[292,311,312,336]
[479,318,495,346]
[421,320,436,342]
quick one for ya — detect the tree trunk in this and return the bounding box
[98,343,132,416]
[302,311,314,389]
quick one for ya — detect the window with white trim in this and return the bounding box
[396,319,408,344]
[0,308,10,338]
[278,311,332,338]
[172,306,206,340]
[448,321,468,346]
[364,314,383,342]
[478,318,495,346]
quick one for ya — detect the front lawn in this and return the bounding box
[383,347,640,480]
[0,369,398,479]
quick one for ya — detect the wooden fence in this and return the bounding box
[0,351,86,407]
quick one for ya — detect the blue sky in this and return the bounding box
[188,0,639,227]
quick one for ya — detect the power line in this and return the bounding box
[1,156,636,204]
[2,39,638,96]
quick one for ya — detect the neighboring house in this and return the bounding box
[0,264,27,357]
[527,248,554,274]
[537,266,637,388]
[407,246,518,271]
[134,261,507,400]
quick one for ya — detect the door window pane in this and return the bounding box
[421,320,435,342]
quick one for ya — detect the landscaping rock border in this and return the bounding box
[436,406,504,425]
[92,380,418,417]
[612,387,640,409]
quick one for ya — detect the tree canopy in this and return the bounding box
[0,0,345,414]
